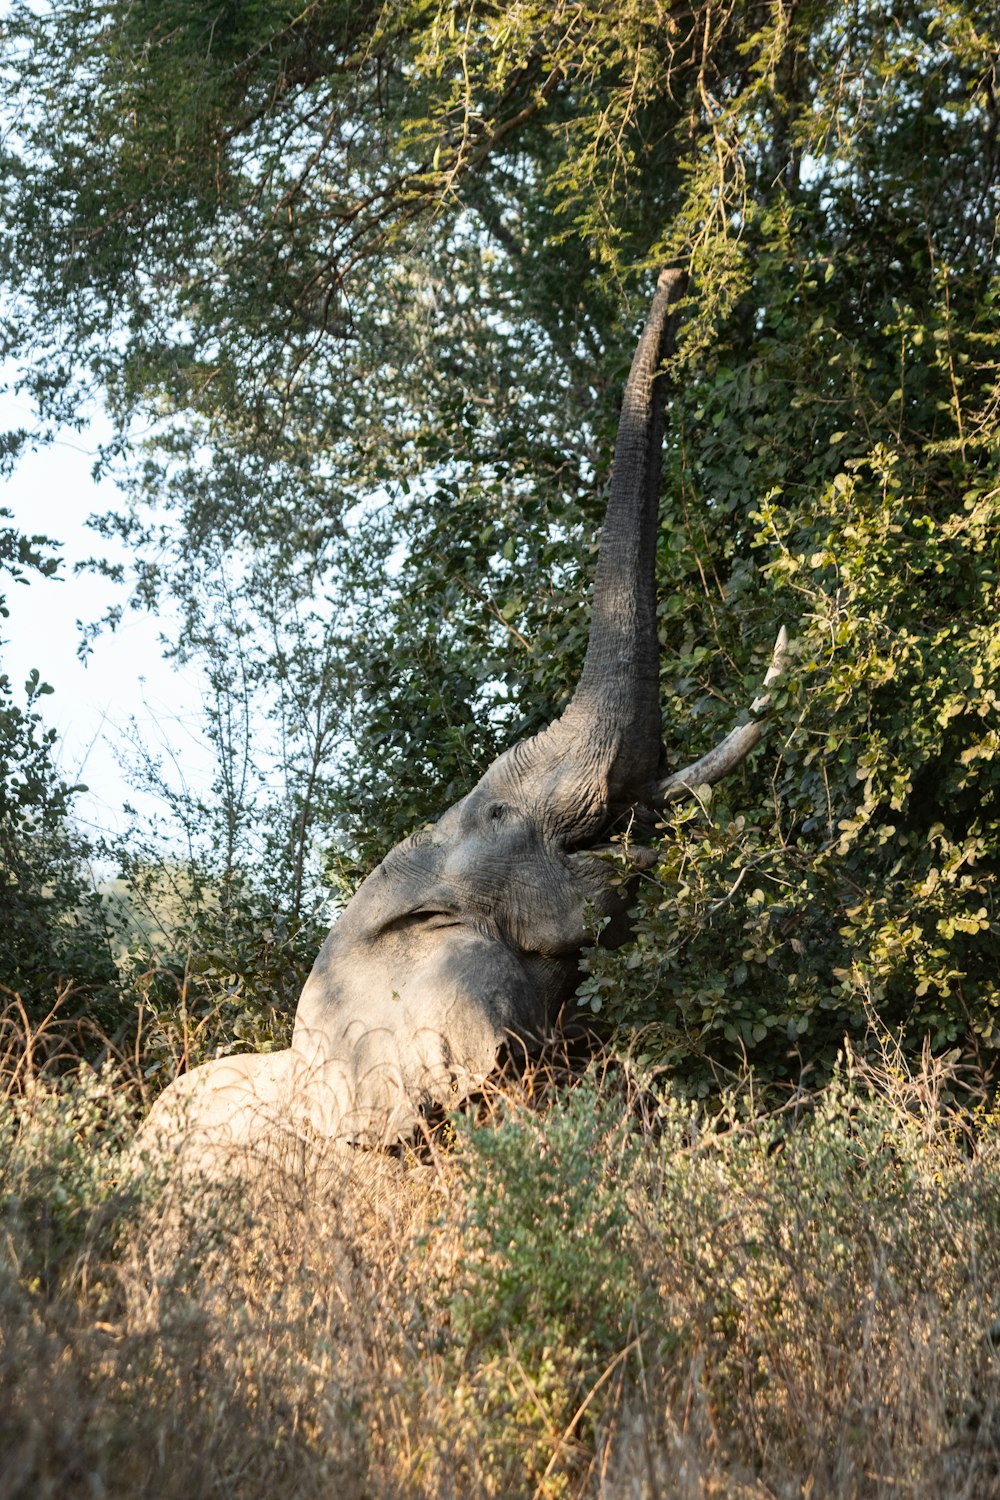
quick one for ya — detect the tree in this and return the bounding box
[0,512,119,1026]
[1,0,997,1080]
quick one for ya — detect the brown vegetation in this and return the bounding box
[2,999,999,1499]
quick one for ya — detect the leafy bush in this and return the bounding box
[0,1061,135,1297]
[443,1071,644,1489]
[112,865,320,1086]
[580,243,999,1085]
[0,516,122,1031]
[2,1033,1000,1497]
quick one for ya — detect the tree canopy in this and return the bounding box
[1,0,998,1081]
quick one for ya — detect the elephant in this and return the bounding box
[136,268,786,1173]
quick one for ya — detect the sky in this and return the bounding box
[0,393,214,845]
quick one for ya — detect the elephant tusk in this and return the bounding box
[655,626,790,806]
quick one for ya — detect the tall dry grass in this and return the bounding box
[1,997,999,1498]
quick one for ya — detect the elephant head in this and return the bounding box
[137,269,786,1170]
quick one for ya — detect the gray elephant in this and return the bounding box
[138,268,785,1171]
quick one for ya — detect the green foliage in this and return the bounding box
[103,854,323,1085]
[0,1061,135,1296]
[0,1,998,1077]
[580,216,999,1085]
[409,1047,1000,1495]
[0,514,121,1026]
[444,1073,642,1482]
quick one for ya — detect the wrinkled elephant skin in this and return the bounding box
[135,269,782,1171]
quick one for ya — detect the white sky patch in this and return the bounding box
[0,395,215,842]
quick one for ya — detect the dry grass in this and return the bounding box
[2,1002,1000,1499]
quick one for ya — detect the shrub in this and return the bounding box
[440,1070,645,1491]
[3,1030,1000,1497]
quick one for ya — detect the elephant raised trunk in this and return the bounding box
[517,268,686,854]
[556,266,686,813]
[135,269,786,1173]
